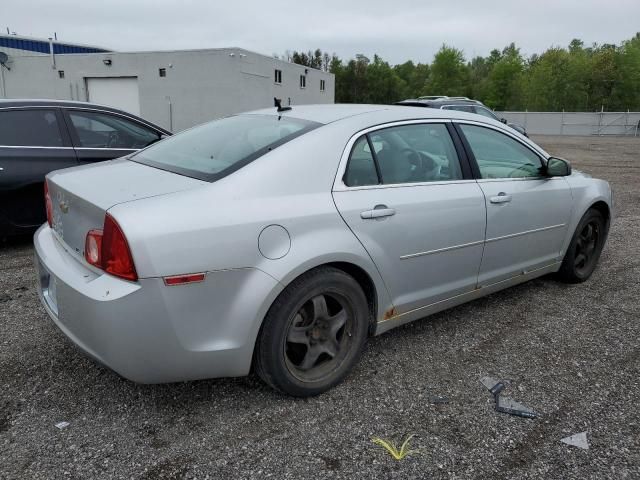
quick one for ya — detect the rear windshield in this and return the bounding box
[132,114,320,181]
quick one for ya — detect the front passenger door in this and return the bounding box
[64,109,162,164]
[457,123,573,286]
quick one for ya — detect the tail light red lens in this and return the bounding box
[44,180,53,227]
[84,214,138,282]
[102,214,137,281]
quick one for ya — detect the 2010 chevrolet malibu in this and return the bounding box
[34,104,612,396]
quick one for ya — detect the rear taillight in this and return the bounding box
[84,214,138,281]
[44,180,53,227]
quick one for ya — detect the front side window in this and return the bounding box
[370,124,463,184]
[459,124,542,179]
[274,69,282,84]
[300,75,306,89]
[68,111,161,149]
[320,79,326,92]
[0,109,63,147]
[133,114,320,181]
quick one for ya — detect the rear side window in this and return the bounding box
[344,136,379,187]
[133,115,320,181]
[0,109,63,147]
[68,111,161,149]
[344,124,463,186]
[372,124,462,184]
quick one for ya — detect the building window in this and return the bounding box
[320,79,325,92]
[58,70,65,79]
[159,68,166,77]
[274,69,282,84]
[300,75,306,89]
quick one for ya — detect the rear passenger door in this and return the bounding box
[456,122,573,285]
[0,108,76,228]
[63,109,162,164]
[333,121,487,315]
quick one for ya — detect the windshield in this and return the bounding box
[474,106,499,121]
[132,114,320,181]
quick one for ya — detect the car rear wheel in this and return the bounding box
[557,209,607,283]
[254,267,369,397]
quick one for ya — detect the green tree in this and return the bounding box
[485,43,525,110]
[425,45,468,96]
[287,33,640,111]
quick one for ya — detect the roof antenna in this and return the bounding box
[274,97,292,113]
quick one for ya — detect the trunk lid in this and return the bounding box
[47,159,206,257]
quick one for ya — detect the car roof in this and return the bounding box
[245,104,391,124]
[245,103,487,125]
[0,99,170,132]
[244,103,548,157]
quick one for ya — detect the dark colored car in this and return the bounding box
[394,96,528,137]
[0,100,170,236]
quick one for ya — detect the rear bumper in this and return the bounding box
[34,225,283,383]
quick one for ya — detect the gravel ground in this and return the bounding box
[1,135,638,479]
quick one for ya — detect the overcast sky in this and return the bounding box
[2,0,639,64]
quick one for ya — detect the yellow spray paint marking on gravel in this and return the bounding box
[371,434,421,460]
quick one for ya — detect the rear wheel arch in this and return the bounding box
[266,261,379,335]
[325,262,378,335]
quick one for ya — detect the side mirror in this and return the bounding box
[500,118,508,124]
[545,157,572,177]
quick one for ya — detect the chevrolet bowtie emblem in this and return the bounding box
[59,200,69,213]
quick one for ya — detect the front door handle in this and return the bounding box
[360,205,396,219]
[490,192,512,204]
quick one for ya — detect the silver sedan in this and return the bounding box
[34,104,612,396]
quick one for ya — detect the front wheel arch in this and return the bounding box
[589,200,611,230]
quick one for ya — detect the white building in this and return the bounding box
[0,35,335,131]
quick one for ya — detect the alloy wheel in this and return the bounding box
[284,292,353,382]
[574,220,600,275]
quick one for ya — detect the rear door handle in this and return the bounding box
[490,192,512,204]
[360,206,396,219]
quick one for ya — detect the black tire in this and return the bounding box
[557,208,607,283]
[254,267,369,397]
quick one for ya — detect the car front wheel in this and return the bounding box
[254,267,369,397]
[558,208,607,283]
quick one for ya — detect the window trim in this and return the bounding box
[62,108,163,150]
[334,119,475,192]
[453,121,546,181]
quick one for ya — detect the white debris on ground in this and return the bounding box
[54,421,70,430]
[561,432,589,450]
